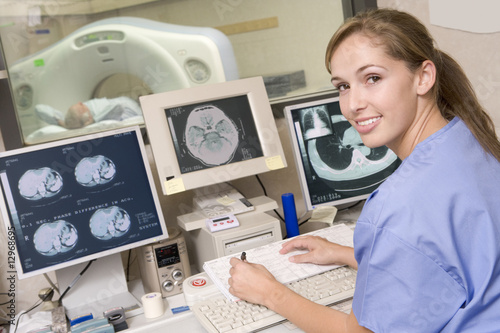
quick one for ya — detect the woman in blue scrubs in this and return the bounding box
[229,8,500,332]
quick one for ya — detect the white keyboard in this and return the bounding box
[191,266,356,333]
[189,224,356,333]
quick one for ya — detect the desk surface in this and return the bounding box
[126,218,359,332]
[125,293,312,333]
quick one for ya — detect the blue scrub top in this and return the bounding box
[352,118,500,332]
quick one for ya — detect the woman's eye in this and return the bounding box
[336,83,350,91]
[367,75,381,84]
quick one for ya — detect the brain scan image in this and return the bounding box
[307,114,397,187]
[89,206,131,240]
[33,220,78,256]
[184,105,239,166]
[75,155,116,187]
[302,105,333,140]
[18,167,63,200]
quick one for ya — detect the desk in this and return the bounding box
[126,218,359,332]
[125,286,314,332]
[125,293,352,333]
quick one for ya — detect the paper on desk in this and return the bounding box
[309,206,338,225]
[203,223,354,302]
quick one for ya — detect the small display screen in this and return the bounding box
[155,243,181,268]
[164,95,264,174]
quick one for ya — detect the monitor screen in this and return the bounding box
[0,126,168,279]
[284,95,401,211]
[140,76,287,195]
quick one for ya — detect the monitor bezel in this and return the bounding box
[284,95,398,211]
[0,126,169,279]
[140,76,287,195]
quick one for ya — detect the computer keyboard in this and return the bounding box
[191,266,356,333]
[190,223,356,333]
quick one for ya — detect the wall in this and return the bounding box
[377,0,500,130]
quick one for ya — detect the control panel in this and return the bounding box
[137,227,191,297]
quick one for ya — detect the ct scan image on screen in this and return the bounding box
[0,131,164,274]
[165,95,264,174]
[291,101,401,207]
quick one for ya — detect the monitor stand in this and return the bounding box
[55,253,143,320]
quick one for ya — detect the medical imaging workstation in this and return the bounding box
[0,4,400,332]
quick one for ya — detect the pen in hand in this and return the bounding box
[241,251,247,262]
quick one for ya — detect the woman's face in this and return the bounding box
[329,33,420,155]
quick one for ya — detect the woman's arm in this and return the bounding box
[228,258,370,333]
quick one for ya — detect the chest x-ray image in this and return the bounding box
[165,95,264,174]
[18,167,63,200]
[33,220,78,256]
[89,206,131,240]
[75,155,116,187]
[303,106,333,140]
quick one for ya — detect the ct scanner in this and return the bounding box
[8,17,238,144]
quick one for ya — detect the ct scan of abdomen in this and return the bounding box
[18,167,63,200]
[33,220,78,256]
[89,206,131,240]
[74,155,116,187]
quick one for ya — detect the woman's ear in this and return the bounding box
[416,60,436,96]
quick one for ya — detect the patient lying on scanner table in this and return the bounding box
[35,96,143,129]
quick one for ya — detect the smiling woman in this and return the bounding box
[228,8,500,333]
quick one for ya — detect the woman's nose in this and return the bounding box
[346,87,367,114]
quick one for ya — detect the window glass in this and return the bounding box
[0,0,345,145]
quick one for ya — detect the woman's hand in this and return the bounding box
[228,257,285,307]
[279,235,357,268]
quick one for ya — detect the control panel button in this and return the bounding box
[162,280,174,292]
[172,269,183,281]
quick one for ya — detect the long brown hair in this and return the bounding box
[325,8,500,161]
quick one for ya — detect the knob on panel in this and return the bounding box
[172,269,183,281]
[162,280,174,292]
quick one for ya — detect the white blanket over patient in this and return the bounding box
[86,96,142,122]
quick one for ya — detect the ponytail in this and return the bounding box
[434,50,500,161]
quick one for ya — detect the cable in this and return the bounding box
[57,260,95,305]
[43,273,59,294]
[255,175,268,196]
[255,175,285,222]
[12,289,52,333]
[126,249,132,282]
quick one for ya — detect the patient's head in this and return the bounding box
[64,102,94,129]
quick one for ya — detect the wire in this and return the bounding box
[255,175,285,222]
[126,249,132,282]
[255,175,268,196]
[57,260,95,305]
[12,289,52,333]
[43,273,59,294]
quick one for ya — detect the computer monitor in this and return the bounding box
[284,94,401,211]
[0,126,168,318]
[139,76,287,196]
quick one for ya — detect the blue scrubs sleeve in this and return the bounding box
[352,222,466,333]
